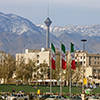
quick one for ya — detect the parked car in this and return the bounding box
[46,95,65,100]
[0,96,3,100]
[39,95,50,100]
[1,92,8,100]
[71,95,82,100]
[87,96,99,100]
[6,93,29,100]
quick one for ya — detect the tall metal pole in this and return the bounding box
[81,39,87,93]
[46,27,50,48]
[60,41,62,96]
[69,56,71,97]
[69,42,72,97]
[50,53,52,96]
[50,41,52,96]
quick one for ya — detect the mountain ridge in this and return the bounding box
[0,12,100,55]
[37,24,100,37]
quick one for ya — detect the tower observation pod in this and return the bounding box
[44,17,52,48]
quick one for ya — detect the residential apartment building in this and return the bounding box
[67,50,92,78]
[17,48,52,65]
[16,48,62,85]
[67,50,100,84]
[16,48,100,84]
[74,50,92,80]
[87,54,100,83]
[16,48,51,79]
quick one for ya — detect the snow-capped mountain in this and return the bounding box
[37,24,100,53]
[0,12,59,55]
[0,12,100,54]
[0,12,41,35]
[37,24,100,37]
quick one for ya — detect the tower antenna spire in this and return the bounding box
[47,3,49,17]
[44,2,52,48]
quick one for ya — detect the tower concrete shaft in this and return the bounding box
[44,17,52,48]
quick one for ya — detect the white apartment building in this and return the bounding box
[16,48,51,81]
[16,48,50,66]
[16,48,100,85]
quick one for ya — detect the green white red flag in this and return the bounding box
[51,43,56,69]
[71,43,76,70]
[61,43,67,69]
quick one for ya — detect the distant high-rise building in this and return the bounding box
[44,17,52,48]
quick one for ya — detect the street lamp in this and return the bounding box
[81,39,87,93]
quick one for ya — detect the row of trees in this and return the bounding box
[0,54,82,85]
[0,54,15,84]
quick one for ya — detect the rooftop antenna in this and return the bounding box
[47,4,49,17]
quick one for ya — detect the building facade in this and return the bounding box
[87,54,100,83]
[16,48,100,85]
[68,50,100,84]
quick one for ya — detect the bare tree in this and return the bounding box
[0,54,15,84]
[24,59,36,83]
[51,54,82,86]
[71,61,82,84]
[37,60,48,85]
[16,56,25,81]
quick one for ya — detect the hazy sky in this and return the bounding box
[0,0,100,26]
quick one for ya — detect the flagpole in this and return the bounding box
[60,41,62,96]
[50,41,52,96]
[69,42,72,97]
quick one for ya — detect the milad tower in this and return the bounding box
[44,17,52,48]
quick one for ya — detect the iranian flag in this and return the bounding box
[61,43,67,69]
[51,43,56,69]
[71,43,76,70]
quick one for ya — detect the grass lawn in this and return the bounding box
[0,84,99,94]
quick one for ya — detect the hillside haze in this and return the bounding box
[0,12,100,55]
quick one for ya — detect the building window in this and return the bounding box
[89,61,91,65]
[80,57,82,59]
[89,75,92,78]
[94,62,96,64]
[3,60,5,63]
[84,69,85,72]
[98,70,100,73]
[84,61,85,64]
[97,62,99,64]
[37,55,39,57]
[75,62,77,66]
[84,56,85,59]
[97,57,99,59]
[37,55,39,58]
[98,76,100,79]
[89,57,91,59]
[93,69,96,73]
[80,61,82,65]
[93,76,97,79]
[37,60,39,63]
[94,57,96,59]
[1,55,2,58]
